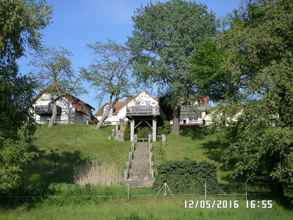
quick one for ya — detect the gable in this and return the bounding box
[34,92,93,116]
[127,91,158,107]
[95,91,159,117]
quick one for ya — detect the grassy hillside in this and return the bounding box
[153,132,231,184]
[153,133,216,164]
[33,125,130,170]
[28,125,131,187]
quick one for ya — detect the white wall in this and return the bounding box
[98,92,158,125]
[127,91,158,108]
[33,93,90,124]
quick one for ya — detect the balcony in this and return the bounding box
[180,105,207,119]
[126,106,160,116]
[34,104,62,115]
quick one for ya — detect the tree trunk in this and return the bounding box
[96,96,114,129]
[172,106,180,135]
[48,101,57,128]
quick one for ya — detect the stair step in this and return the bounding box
[126,142,153,187]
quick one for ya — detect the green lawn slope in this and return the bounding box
[153,133,217,164]
[33,124,130,172]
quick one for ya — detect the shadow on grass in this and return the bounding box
[180,126,210,140]
[2,146,88,208]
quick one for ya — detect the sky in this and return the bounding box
[19,0,242,110]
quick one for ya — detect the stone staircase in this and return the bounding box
[126,142,154,188]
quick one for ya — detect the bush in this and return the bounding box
[153,160,221,194]
[158,121,171,135]
[124,123,130,141]
[136,127,151,139]
[0,137,35,196]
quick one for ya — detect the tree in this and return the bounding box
[0,0,51,194]
[30,47,81,127]
[189,38,239,102]
[213,0,293,204]
[81,41,132,129]
[128,0,216,134]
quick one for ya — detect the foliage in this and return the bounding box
[81,41,133,128]
[158,121,171,135]
[0,68,35,139]
[0,0,51,62]
[189,39,239,101]
[212,0,293,204]
[30,47,82,127]
[1,125,130,205]
[0,0,51,195]
[181,126,213,139]
[218,0,293,99]
[219,104,293,203]
[124,123,130,141]
[0,135,35,195]
[154,160,221,194]
[136,127,151,139]
[31,48,79,93]
[128,0,216,133]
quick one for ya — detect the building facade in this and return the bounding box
[33,92,95,125]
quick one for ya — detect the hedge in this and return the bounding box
[153,160,221,194]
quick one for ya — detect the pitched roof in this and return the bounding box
[34,87,95,114]
[95,96,133,117]
[64,94,95,114]
[95,91,160,117]
[197,96,209,107]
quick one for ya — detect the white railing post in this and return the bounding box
[161,134,166,145]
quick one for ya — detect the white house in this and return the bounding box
[95,91,159,125]
[169,96,209,127]
[96,92,210,127]
[33,91,95,125]
[96,91,160,142]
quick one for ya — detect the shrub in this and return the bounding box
[124,123,130,141]
[153,160,221,194]
[158,121,171,135]
[136,127,151,139]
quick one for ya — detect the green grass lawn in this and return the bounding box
[2,127,291,219]
[33,124,130,171]
[153,132,232,184]
[1,197,292,220]
[153,133,215,163]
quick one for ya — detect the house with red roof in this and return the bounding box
[33,90,95,125]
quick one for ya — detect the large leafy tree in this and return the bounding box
[31,47,81,127]
[0,0,51,194]
[81,41,132,129]
[215,0,293,204]
[189,38,239,102]
[128,0,216,134]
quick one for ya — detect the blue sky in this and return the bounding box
[20,0,242,110]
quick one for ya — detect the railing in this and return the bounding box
[34,104,62,115]
[181,105,207,112]
[124,135,137,180]
[180,105,207,118]
[126,106,160,116]
[148,134,154,179]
